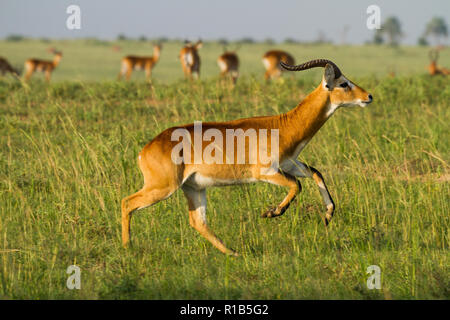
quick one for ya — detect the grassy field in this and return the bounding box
[0,40,449,299]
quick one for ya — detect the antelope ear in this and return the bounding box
[195,41,203,49]
[324,63,336,90]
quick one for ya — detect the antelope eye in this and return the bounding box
[340,82,348,88]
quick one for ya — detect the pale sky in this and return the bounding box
[0,0,449,45]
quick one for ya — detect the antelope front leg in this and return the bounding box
[24,70,33,81]
[45,70,52,82]
[145,67,152,82]
[260,172,301,218]
[284,160,335,225]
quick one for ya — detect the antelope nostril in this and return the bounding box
[368,94,373,101]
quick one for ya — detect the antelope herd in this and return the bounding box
[118,43,162,81]
[217,51,239,83]
[0,57,20,77]
[23,48,63,82]
[179,40,203,80]
[0,42,448,83]
[262,50,295,80]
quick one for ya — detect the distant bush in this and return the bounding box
[217,38,229,46]
[417,36,429,46]
[156,37,169,43]
[117,34,127,41]
[373,31,384,45]
[5,34,25,42]
[284,38,299,44]
[423,17,448,46]
[374,16,403,46]
[84,38,110,46]
[263,38,276,45]
[238,37,255,44]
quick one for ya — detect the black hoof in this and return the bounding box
[261,208,277,218]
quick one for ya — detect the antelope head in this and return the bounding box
[281,59,373,108]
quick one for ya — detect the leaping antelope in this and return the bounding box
[0,57,20,77]
[217,51,239,84]
[179,40,202,79]
[262,50,295,80]
[428,49,450,76]
[24,49,62,82]
[118,44,162,81]
[122,59,373,256]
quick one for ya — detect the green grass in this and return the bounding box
[0,40,449,299]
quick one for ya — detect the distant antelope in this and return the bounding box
[24,49,62,82]
[118,44,162,81]
[217,51,239,84]
[121,59,373,256]
[180,40,202,79]
[0,57,20,77]
[428,49,450,76]
[262,50,295,80]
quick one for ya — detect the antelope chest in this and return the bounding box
[279,140,310,170]
[262,57,271,70]
[183,53,194,67]
[290,139,310,159]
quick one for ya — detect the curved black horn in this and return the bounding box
[429,49,439,62]
[280,59,342,79]
[429,50,435,61]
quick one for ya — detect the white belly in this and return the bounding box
[183,172,257,189]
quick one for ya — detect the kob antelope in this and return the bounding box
[24,49,62,82]
[428,49,450,76]
[118,44,162,81]
[0,57,20,77]
[180,40,202,79]
[122,59,373,256]
[262,50,295,80]
[217,51,239,84]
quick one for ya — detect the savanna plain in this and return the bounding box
[0,40,449,299]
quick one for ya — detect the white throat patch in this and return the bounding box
[326,103,340,117]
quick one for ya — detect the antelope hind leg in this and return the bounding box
[121,186,174,248]
[182,185,238,256]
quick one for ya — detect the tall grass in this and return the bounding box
[0,73,448,299]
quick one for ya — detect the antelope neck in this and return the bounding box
[281,83,333,152]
